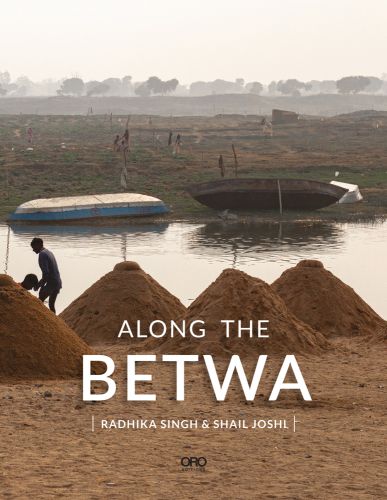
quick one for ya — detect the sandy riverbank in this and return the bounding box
[1,339,386,498]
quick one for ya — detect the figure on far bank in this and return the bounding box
[27,127,33,144]
[261,118,273,137]
[173,133,182,155]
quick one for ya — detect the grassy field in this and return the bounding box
[0,113,386,222]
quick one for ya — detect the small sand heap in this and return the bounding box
[272,260,386,338]
[158,269,329,356]
[0,275,95,378]
[60,262,186,344]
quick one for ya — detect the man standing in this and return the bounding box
[27,127,33,144]
[30,238,62,314]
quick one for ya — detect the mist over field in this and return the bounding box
[2,72,387,101]
[0,0,387,101]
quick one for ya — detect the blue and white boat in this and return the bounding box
[9,193,169,222]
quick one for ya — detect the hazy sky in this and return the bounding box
[1,0,386,84]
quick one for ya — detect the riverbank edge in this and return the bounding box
[3,209,386,227]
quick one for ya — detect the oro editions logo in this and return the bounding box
[180,456,207,472]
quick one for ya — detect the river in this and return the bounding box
[1,220,386,317]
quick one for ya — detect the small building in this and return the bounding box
[272,109,299,124]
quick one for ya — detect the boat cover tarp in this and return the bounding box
[330,181,363,204]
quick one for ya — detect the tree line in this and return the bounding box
[0,71,386,97]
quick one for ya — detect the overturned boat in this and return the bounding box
[187,178,348,211]
[9,193,169,222]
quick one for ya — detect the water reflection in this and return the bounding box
[9,223,169,260]
[0,221,386,318]
[10,223,169,239]
[185,221,344,266]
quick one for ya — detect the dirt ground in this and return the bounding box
[1,339,386,499]
[0,112,387,221]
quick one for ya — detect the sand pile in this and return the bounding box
[272,260,386,338]
[60,261,186,345]
[0,275,96,378]
[157,269,329,356]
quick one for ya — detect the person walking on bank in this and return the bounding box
[30,238,62,314]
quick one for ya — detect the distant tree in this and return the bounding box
[0,85,7,96]
[15,75,32,87]
[7,83,18,93]
[249,82,263,94]
[15,75,33,87]
[0,71,11,87]
[174,83,189,96]
[189,81,211,96]
[57,77,85,96]
[211,79,241,94]
[268,81,277,94]
[365,76,383,93]
[85,80,100,94]
[305,80,319,93]
[319,80,337,93]
[190,79,255,96]
[122,75,133,95]
[135,82,151,97]
[304,82,313,92]
[87,82,110,96]
[0,71,14,94]
[13,76,33,96]
[102,78,122,95]
[13,86,28,97]
[277,79,305,96]
[163,78,179,94]
[235,78,245,91]
[145,76,179,95]
[35,79,62,96]
[147,76,163,94]
[336,76,370,94]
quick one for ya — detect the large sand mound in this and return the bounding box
[0,275,95,378]
[60,262,186,344]
[272,260,386,338]
[157,268,329,356]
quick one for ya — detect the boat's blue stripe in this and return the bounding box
[10,205,169,221]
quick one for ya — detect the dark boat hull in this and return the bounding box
[187,179,348,211]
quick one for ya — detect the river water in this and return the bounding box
[0,221,386,317]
